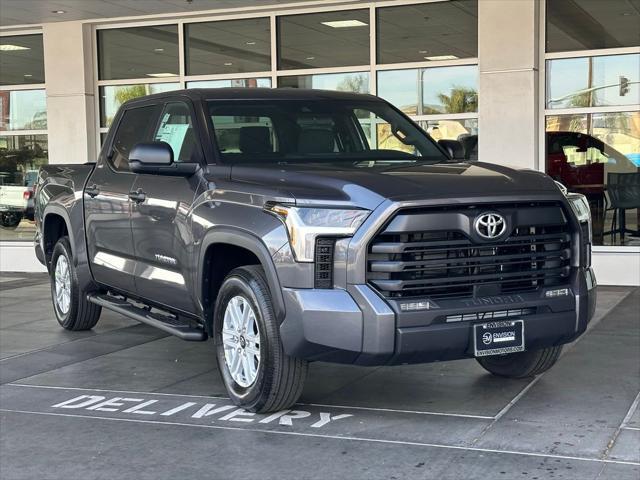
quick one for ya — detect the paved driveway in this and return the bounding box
[0,273,638,479]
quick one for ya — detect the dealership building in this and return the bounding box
[0,0,638,285]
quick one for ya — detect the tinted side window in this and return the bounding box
[153,102,199,163]
[110,105,160,172]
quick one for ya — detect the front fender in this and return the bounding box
[197,227,287,323]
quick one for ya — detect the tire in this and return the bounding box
[50,236,101,331]
[214,265,308,413]
[476,345,563,379]
[1,212,22,228]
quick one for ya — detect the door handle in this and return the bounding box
[128,189,146,204]
[85,184,100,198]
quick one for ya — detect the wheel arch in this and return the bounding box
[42,207,73,267]
[198,228,286,335]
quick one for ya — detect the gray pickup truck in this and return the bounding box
[35,88,597,413]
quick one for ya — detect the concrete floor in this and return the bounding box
[0,273,638,480]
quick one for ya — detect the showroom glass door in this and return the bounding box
[129,101,205,314]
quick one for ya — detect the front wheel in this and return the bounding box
[214,265,308,413]
[476,345,563,378]
[50,236,101,331]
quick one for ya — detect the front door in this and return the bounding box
[85,103,161,294]
[130,101,205,313]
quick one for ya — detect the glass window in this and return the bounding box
[377,1,478,64]
[186,18,271,75]
[546,0,640,53]
[0,90,47,131]
[546,54,639,109]
[0,134,47,240]
[0,34,45,85]
[421,118,478,161]
[98,25,179,80]
[211,115,276,155]
[207,99,446,163]
[99,83,180,128]
[278,10,370,69]
[278,72,369,93]
[109,105,161,172]
[187,78,271,89]
[546,112,640,246]
[153,103,199,163]
[378,65,478,115]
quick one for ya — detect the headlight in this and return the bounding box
[567,193,591,223]
[555,181,591,223]
[266,204,370,262]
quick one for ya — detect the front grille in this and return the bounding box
[445,308,536,323]
[367,202,572,300]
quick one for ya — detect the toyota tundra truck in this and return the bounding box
[34,88,597,413]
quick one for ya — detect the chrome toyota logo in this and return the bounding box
[474,212,507,239]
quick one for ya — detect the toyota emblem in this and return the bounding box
[474,212,507,239]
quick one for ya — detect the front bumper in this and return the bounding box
[279,267,597,365]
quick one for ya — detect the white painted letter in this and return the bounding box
[160,402,197,416]
[278,410,311,426]
[51,395,106,409]
[191,404,235,419]
[259,410,291,424]
[122,400,158,415]
[310,412,353,428]
[218,409,255,423]
[87,397,142,412]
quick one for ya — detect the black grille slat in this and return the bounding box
[367,202,572,300]
[371,267,569,291]
[372,234,570,255]
[370,249,570,272]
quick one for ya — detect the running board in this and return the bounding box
[87,293,206,341]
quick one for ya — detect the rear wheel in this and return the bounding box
[476,345,563,378]
[50,236,101,331]
[214,265,308,413]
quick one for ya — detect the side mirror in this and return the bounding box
[129,141,198,177]
[438,139,465,161]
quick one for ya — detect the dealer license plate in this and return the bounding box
[473,320,524,357]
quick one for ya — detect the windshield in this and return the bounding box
[207,99,446,164]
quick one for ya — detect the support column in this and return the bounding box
[478,0,541,169]
[42,21,96,165]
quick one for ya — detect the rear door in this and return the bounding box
[85,103,161,293]
[129,100,206,313]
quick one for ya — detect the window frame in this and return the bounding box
[94,4,479,160]
[539,0,640,252]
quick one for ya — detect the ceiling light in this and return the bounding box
[23,74,32,77]
[305,56,315,60]
[419,50,428,54]
[153,48,164,52]
[51,10,66,14]
[424,55,459,61]
[321,20,368,28]
[246,41,256,45]
[146,72,176,77]
[0,44,30,51]
[224,62,233,66]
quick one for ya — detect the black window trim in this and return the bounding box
[102,101,163,175]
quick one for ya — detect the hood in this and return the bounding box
[230,161,561,210]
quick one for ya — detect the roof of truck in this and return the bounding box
[124,87,381,105]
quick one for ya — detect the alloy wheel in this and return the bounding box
[222,295,261,387]
[54,255,71,314]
